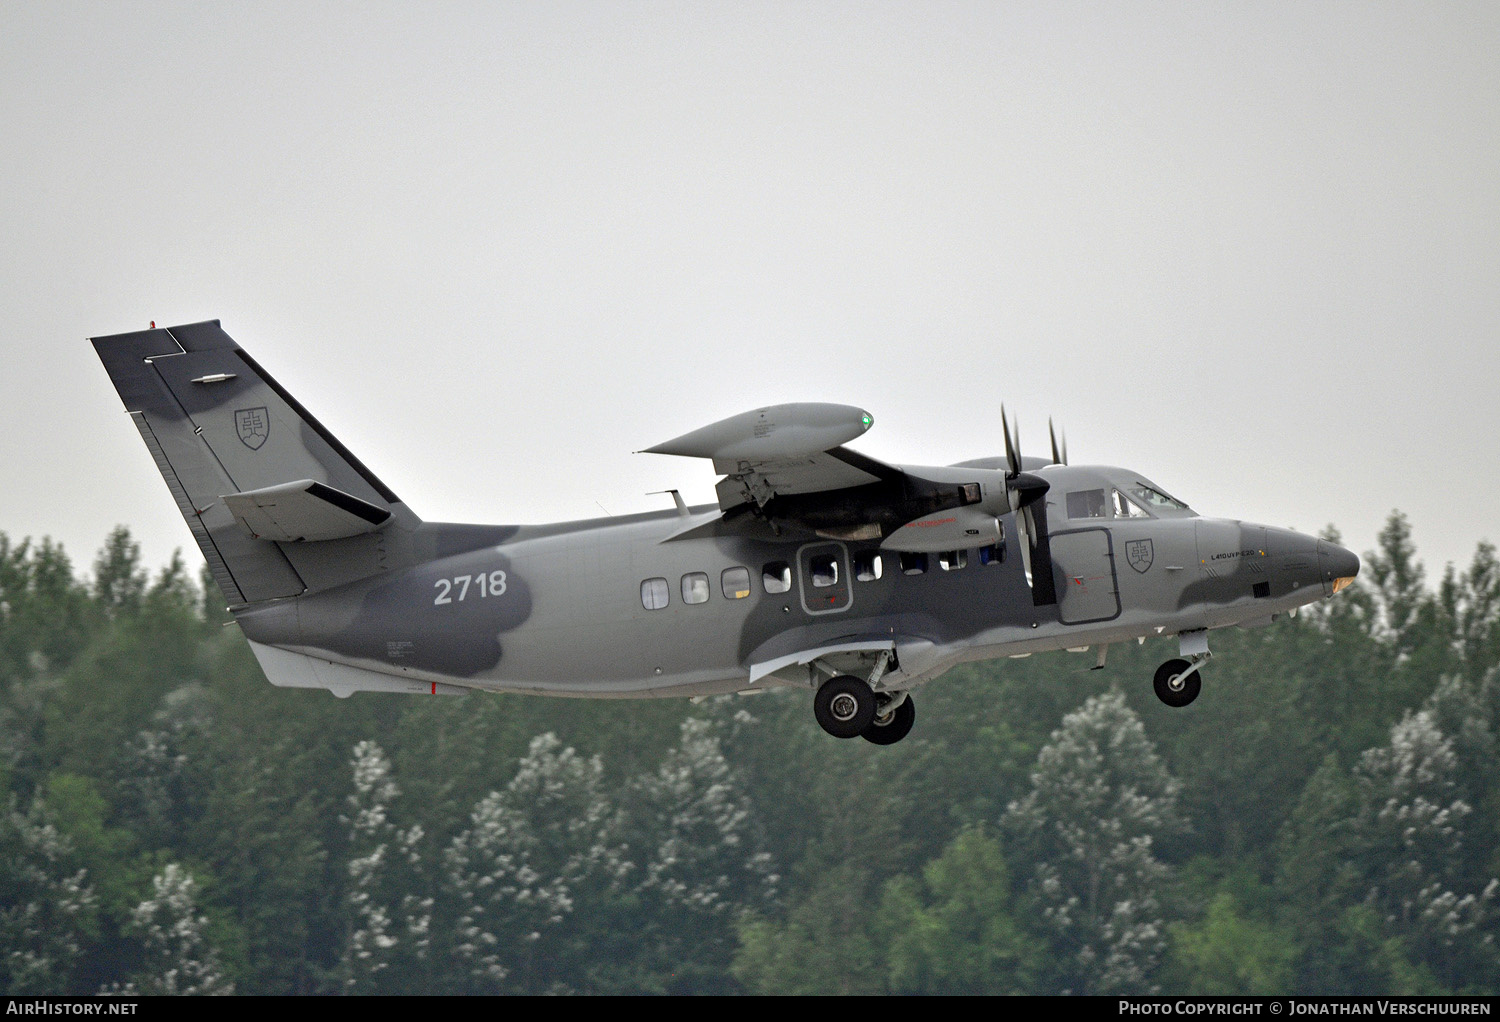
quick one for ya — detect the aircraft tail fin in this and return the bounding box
[91,320,420,604]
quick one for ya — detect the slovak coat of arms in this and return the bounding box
[234,407,270,450]
[1126,538,1154,574]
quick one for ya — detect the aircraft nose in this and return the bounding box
[1318,539,1360,596]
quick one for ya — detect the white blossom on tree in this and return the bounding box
[117,683,209,846]
[445,732,632,993]
[632,716,777,917]
[1003,690,1183,994]
[341,739,429,993]
[127,863,233,995]
[342,740,399,990]
[0,795,96,993]
[397,822,433,966]
[1353,709,1498,981]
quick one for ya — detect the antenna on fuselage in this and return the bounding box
[647,489,691,517]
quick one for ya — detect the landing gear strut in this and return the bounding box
[863,694,915,745]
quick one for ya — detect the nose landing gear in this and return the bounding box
[1153,630,1211,707]
[1153,658,1202,707]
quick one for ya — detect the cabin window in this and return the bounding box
[722,566,751,599]
[810,555,839,588]
[682,572,709,605]
[853,551,883,581]
[939,550,967,571]
[1066,488,1107,519]
[900,552,927,575]
[763,561,792,593]
[641,577,669,610]
[1112,489,1150,518]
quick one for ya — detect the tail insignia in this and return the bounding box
[235,407,270,450]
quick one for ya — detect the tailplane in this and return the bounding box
[92,320,421,604]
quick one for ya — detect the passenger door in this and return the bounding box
[1051,528,1121,624]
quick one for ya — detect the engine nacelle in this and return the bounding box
[879,506,1002,553]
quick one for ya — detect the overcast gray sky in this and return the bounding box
[2,1,1496,585]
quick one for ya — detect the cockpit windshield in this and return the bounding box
[1129,483,1191,512]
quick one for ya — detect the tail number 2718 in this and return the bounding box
[433,571,508,606]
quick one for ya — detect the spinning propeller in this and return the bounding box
[1002,407,1059,607]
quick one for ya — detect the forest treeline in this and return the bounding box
[1,513,1497,995]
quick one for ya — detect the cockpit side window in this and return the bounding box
[1066,489,1108,519]
[1112,489,1150,518]
[1130,484,1190,511]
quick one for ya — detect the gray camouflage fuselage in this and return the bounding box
[90,321,1360,715]
[233,466,1350,700]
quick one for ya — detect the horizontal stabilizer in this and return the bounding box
[224,479,392,543]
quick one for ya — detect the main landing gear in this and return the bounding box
[813,675,916,745]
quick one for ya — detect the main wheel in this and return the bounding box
[863,696,915,746]
[1153,658,1201,707]
[814,675,877,738]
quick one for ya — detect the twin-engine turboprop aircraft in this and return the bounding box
[92,321,1360,745]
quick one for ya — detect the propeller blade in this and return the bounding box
[1014,499,1032,582]
[999,408,1056,604]
[1049,418,1068,466]
[1002,405,1019,478]
[1025,499,1058,606]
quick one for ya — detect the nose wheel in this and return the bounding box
[1153,658,1202,707]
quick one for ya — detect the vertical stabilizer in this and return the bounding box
[91,321,420,603]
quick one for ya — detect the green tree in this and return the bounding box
[0,791,97,993]
[622,715,777,992]
[1004,689,1185,994]
[91,527,146,620]
[1453,543,1500,680]
[731,737,907,995]
[878,825,1038,994]
[445,733,633,994]
[1351,710,1498,990]
[116,863,234,995]
[1368,512,1427,656]
[0,535,93,684]
[732,859,887,995]
[1165,893,1297,994]
[340,740,430,994]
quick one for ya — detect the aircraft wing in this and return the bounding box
[644,404,997,545]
